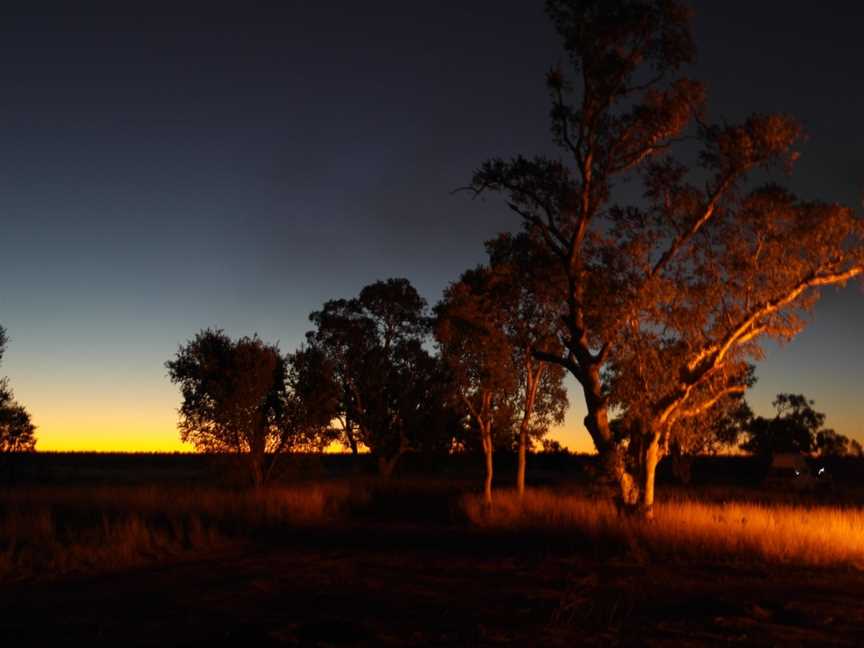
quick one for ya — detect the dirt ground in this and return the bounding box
[2,520,864,647]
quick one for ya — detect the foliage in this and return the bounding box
[166,329,297,486]
[285,344,341,452]
[436,266,518,443]
[469,0,864,511]
[0,382,36,453]
[485,233,569,451]
[436,266,518,501]
[307,278,453,476]
[0,325,36,453]
[437,233,569,497]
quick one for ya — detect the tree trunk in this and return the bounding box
[517,421,528,498]
[578,364,639,508]
[378,454,399,481]
[639,432,662,519]
[584,408,639,508]
[482,424,494,506]
[517,360,542,499]
[249,453,265,489]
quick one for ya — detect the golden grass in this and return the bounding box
[0,483,360,580]
[463,489,864,569]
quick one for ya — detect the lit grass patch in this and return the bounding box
[463,489,864,569]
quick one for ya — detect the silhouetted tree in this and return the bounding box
[307,278,434,478]
[733,393,859,458]
[284,344,341,452]
[470,0,864,514]
[0,325,36,454]
[166,329,294,487]
[306,299,374,457]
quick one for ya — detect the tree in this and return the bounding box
[166,329,295,487]
[732,393,860,458]
[485,233,569,496]
[436,267,517,504]
[437,242,568,502]
[307,278,435,478]
[470,0,864,514]
[0,325,36,453]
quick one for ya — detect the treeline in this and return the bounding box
[166,267,570,498]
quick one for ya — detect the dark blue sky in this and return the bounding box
[1,1,862,450]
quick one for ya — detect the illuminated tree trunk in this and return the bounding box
[639,433,662,519]
[516,361,543,498]
[579,364,639,508]
[516,423,528,498]
[481,420,494,506]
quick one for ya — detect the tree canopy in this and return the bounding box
[166,329,301,486]
[307,278,449,477]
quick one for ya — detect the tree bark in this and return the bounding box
[639,432,662,519]
[517,361,543,498]
[346,426,359,456]
[581,398,638,507]
[482,423,494,506]
[517,422,528,498]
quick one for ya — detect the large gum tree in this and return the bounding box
[471,0,864,514]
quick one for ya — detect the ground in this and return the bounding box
[3,519,864,647]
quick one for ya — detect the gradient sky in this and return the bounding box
[1,1,862,452]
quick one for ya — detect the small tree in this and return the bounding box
[436,268,517,504]
[166,329,294,487]
[0,326,36,453]
[485,233,569,496]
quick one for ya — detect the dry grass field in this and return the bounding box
[3,457,864,645]
[0,483,361,580]
[464,489,864,569]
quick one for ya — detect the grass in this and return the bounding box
[463,489,864,569]
[5,479,864,581]
[0,483,362,580]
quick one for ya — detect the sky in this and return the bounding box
[1,1,863,452]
